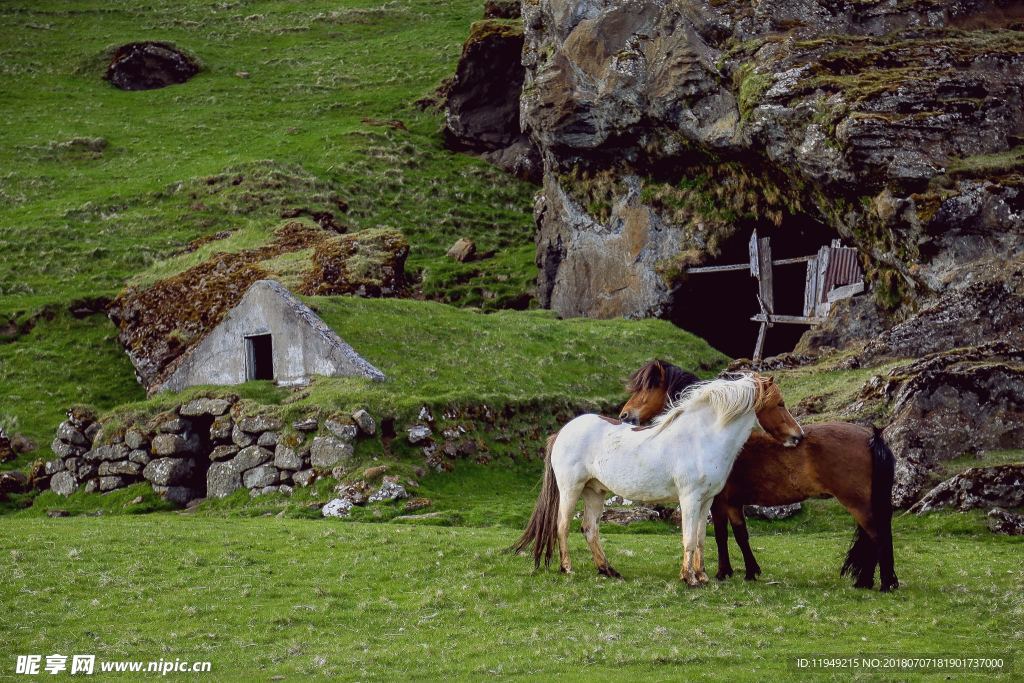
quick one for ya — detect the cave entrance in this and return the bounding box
[668,219,859,360]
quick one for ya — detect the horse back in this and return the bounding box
[722,422,874,506]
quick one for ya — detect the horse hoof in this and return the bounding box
[696,571,710,584]
[744,573,758,581]
[598,566,623,579]
[560,566,573,575]
[880,580,899,593]
[716,568,733,581]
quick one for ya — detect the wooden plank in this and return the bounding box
[757,237,773,314]
[685,263,751,274]
[748,231,759,278]
[803,257,818,317]
[815,245,831,318]
[751,314,824,325]
[771,255,816,266]
[753,322,767,362]
[827,280,865,303]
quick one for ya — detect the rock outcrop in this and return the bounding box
[443,19,541,182]
[106,42,200,91]
[910,464,1024,514]
[519,0,1024,335]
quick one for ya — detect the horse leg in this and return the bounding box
[556,482,584,574]
[726,505,761,580]
[693,497,714,584]
[711,498,734,580]
[845,507,880,589]
[678,498,704,587]
[581,487,621,579]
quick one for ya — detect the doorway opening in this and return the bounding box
[245,334,274,381]
[668,217,837,359]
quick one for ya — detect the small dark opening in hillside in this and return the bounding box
[246,334,274,381]
[186,415,215,498]
[668,217,835,359]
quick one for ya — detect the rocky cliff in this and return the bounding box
[520,0,1023,353]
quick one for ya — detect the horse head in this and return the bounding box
[619,360,700,425]
[752,374,804,447]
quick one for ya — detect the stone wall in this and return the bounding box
[44,398,378,505]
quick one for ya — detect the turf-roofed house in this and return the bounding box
[156,280,385,393]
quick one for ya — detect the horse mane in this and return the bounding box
[625,359,700,400]
[650,373,760,433]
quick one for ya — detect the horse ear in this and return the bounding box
[766,375,775,385]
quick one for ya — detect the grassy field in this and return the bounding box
[0,0,537,316]
[1,499,1021,680]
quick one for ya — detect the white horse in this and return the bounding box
[512,373,803,585]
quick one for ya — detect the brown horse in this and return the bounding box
[620,360,898,592]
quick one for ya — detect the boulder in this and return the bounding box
[153,485,194,505]
[273,445,303,471]
[310,436,354,469]
[98,460,144,477]
[143,457,194,486]
[50,471,78,497]
[180,397,231,417]
[151,434,194,457]
[210,415,233,442]
[911,465,1024,514]
[234,445,274,471]
[322,498,353,518]
[44,459,65,476]
[601,506,661,525]
[85,444,129,462]
[292,469,316,487]
[207,461,242,499]
[988,508,1024,536]
[124,429,148,450]
[99,475,132,491]
[237,415,283,434]
[105,41,200,91]
[51,438,85,459]
[880,354,1024,506]
[128,449,151,465]
[210,444,240,462]
[157,418,188,434]
[292,417,319,432]
[351,409,376,436]
[231,425,255,447]
[363,465,388,481]
[407,425,432,444]
[368,481,409,503]
[446,238,477,263]
[257,431,279,447]
[57,421,88,446]
[242,464,278,489]
[404,497,432,513]
[324,418,358,441]
[744,503,802,520]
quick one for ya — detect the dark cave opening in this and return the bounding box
[668,216,837,360]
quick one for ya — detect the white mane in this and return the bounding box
[650,374,758,434]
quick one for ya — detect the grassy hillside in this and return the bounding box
[100,295,729,433]
[0,0,536,316]
[1,511,1020,680]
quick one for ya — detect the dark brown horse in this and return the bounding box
[620,360,898,592]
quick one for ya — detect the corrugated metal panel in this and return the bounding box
[820,247,862,302]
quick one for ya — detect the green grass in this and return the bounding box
[0,313,144,470]
[0,0,537,316]
[1,509,1020,680]
[103,295,729,428]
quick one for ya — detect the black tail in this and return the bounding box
[509,433,560,569]
[841,428,898,591]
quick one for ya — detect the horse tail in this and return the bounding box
[841,428,896,588]
[509,432,560,568]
